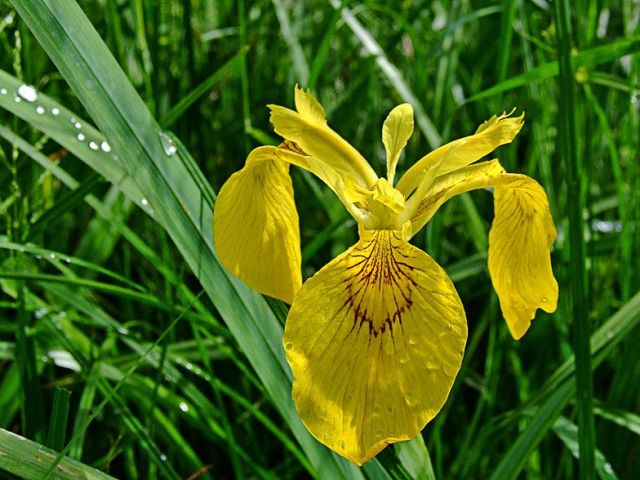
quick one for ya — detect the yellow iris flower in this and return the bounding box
[213,86,558,465]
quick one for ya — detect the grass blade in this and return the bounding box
[554,1,596,478]
[46,387,71,452]
[0,427,117,480]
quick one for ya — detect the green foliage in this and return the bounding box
[0,0,639,479]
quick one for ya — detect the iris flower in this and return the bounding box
[213,86,558,465]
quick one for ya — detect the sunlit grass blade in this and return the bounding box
[552,416,618,480]
[0,427,117,480]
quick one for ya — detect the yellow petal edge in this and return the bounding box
[283,230,467,465]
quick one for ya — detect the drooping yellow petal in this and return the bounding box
[269,86,378,187]
[382,103,414,184]
[213,148,301,304]
[397,111,524,196]
[488,179,558,339]
[403,161,558,338]
[283,230,467,465]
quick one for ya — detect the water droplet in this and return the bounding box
[35,106,45,115]
[70,117,76,123]
[399,356,408,364]
[76,133,86,141]
[405,394,417,407]
[0,88,7,95]
[100,141,111,153]
[51,107,60,116]
[159,132,177,156]
[426,360,439,370]
[35,254,42,260]
[58,311,67,319]
[175,357,183,364]
[285,342,294,351]
[179,402,189,412]
[88,141,99,151]
[446,323,453,331]
[17,84,38,102]
[408,337,417,346]
[541,296,548,303]
[74,121,82,129]
[4,13,14,25]
[116,326,128,335]
[185,362,193,370]
[35,307,49,319]
[159,454,167,462]
[603,463,614,474]
[64,257,72,263]
[140,198,149,207]
[49,253,56,259]
[14,95,21,103]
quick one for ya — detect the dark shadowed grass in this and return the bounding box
[0,0,639,479]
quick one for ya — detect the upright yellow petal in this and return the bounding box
[403,161,558,338]
[397,112,524,196]
[382,103,414,184]
[213,148,301,304]
[283,230,467,465]
[269,86,378,187]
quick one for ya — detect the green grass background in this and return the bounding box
[0,0,639,478]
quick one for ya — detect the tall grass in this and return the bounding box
[0,0,639,478]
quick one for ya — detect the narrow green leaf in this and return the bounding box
[554,2,596,478]
[46,387,71,452]
[0,427,117,480]
[467,36,640,102]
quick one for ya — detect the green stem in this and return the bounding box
[554,1,596,479]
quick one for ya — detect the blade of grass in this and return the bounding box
[552,416,618,480]
[45,387,71,452]
[554,1,596,478]
[271,0,309,84]
[467,36,640,102]
[0,427,118,480]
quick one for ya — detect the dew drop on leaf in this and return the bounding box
[17,84,38,102]
[159,132,177,156]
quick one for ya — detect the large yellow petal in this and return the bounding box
[396,112,524,196]
[403,161,558,339]
[213,148,301,304]
[269,86,378,187]
[283,230,467,465]
[382,103,414,185]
